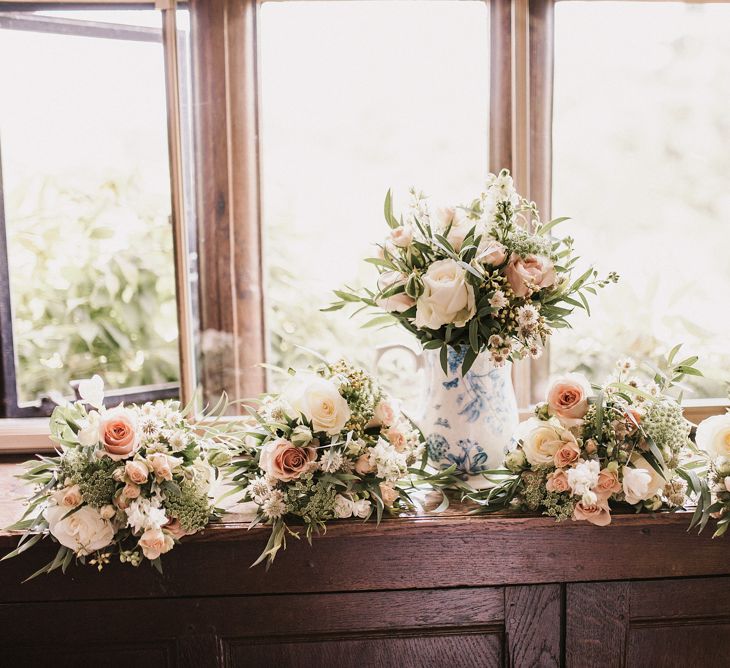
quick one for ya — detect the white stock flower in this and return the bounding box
[78,375,105,409]
[414,259,476,330]
[352,499,372,519]
[334,494,354,519]
[622,465,652,505]
[368,438,408,482]
[566,460,600,496]
[695,413,730,460]
[45,505,114,556]
[286,375,351,436]
[126,497,167,534]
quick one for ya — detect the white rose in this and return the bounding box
[627,454,666,501]
[289,376,351,436]
[622,465,652,505]
[566,459,600,496]
[352,499,372,519]
[375,271,415,313]
[333,494,354,519]
[45,505,114,556]
[414,259,476,330]
[695,413,730,459]
[516,417,562,467]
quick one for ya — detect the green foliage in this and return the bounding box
[5,173,179,403]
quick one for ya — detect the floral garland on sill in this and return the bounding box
[466,347,704,525]
[226,358,455,568]
[3,376,236,579]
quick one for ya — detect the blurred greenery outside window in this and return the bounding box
[0,10,180,413]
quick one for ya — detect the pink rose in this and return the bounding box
[505,254,556,297]
[478,240,507,266]
[368,399,397,428]
[98,407,139,461]
[595,468,622,497]
[138,527,174,560]
[164,518,193,540]
[553,437,581,468]
[379,482,399,507]
[125,460,149,485]
[123,482,140,500]
[546,373,592,427]
[572,498,612,526]
[375,271,415,313]
[259,438,316,482]
[546,469,570,493]
[389,226,413,248]
[355,454,375,476]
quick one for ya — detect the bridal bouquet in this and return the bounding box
[328,169,617,375]
[4,376,234,578]
[691,405,730,537]
[227,359,442,567]
[469,348,702,525]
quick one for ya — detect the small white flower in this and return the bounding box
[126,497,167,534]
[352,499,371,519]
[368,438,408,483]
[262,490,286,519]
[489,290,508,310]
[487,334,503,349]
[247,476,272,505]
[567,460,600,496]
[78,375,105,409]
[516,304,540,329]
[167,430,188,452]
[334,494,354,519]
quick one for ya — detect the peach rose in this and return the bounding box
[554,436,581,468]
[55,484,83,508]
[545,469,570,493]
[595,468,622,497]
[379,482,399,507]
[546,373,592,427]
[125,460,149,485]
[384,428,407,452]
[259,438,316,482]
[355,454,375,475]
[505,253,556,297]
[148,453,178,482]
[123,482,141,500]
[98,407,139,461]
[368,399,397,428]
[114,490,130,510]
[572,497,612,526]
[477,240,507,266]
[375,271,416,313]
[138,527,174,560]
[389,225,414,248]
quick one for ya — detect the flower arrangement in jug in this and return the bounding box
[3,376,234,578]
[468,347,703,525]
[227,359,448,567]
[329,169,618,375]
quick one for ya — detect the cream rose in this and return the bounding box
[45,505,114,556]
[375,271,416,313]
[138,527,174,560]
[414,259,476,330]
[334,494,354,519]
[98,406,139,461]
[505,254,556,297]
[695,413,730,459]
[290,377,351,435]
[125,460,149,485]
[545,373,592,427]
[259,438,316,482]
[517,418,573,467]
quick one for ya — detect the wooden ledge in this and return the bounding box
[1,459,728,604]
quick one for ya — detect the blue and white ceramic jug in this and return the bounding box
[376,345,519,486]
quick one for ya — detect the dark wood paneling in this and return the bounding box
[506,584,561,667]
[627,624,730,668]
[566,582,629,668]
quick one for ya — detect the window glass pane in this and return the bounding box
[0,11,179,405]
[551,1,730,399]
[260,0,489,404]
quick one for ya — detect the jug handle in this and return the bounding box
[374,344,426,373]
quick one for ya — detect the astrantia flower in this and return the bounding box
[488,290,508,310]
[262,490,287,519]
[516,304,539,329]
[319,449,344,473]
[247,476,272,505]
